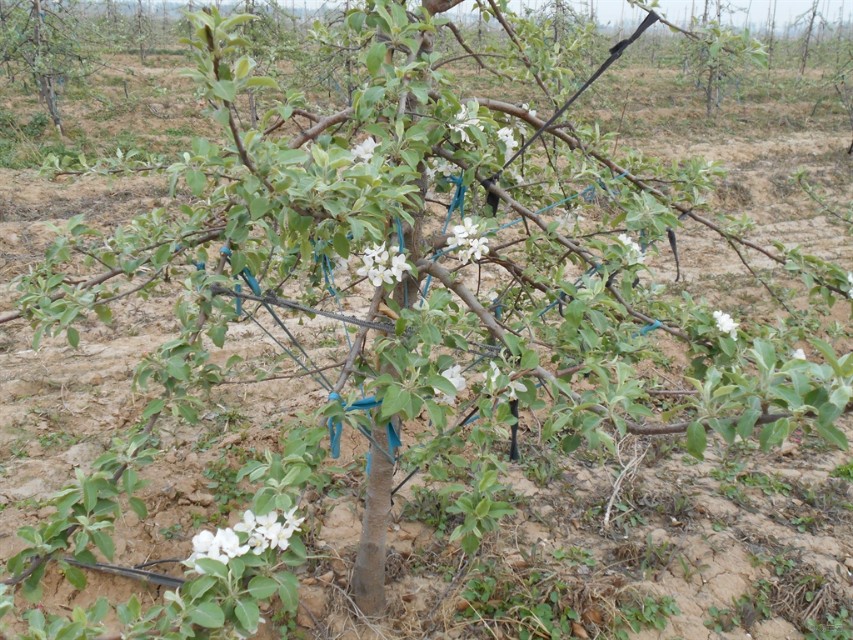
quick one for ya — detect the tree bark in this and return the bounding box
[799,0,819,76]
[351,416,395,616]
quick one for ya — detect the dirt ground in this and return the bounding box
[0,51,852,640]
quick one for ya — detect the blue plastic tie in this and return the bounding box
[235,283,243,316]
[636,320,663,337]
[327,392,344,459]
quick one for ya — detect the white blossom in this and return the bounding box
[497,126,518,160]
[617,234,645,266]
[187,508,304,571]
[263,522,292,552]
[233,510,259,534]
[448,217,479,249]
[449,101,484,144]
[459,237,490,264]
[191,530,216,556]
[712,310,739,339]
[486,361,525,400]
[390,253,413,281]
[280,507,306,539]
[447,217,490,264]
[246,531,270,555]
[216,528,249,559]
[351,137,379,162]
[427,159,456,182]
[791,348,807,360]
[357,243,411,287]
[433,364,467,405]
[847,272,853,299]
[521,103,537,118]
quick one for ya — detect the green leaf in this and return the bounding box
[234,598,260,632]
[209,324,227,348]
[245,76,278,89]
[561,434,582,454]
[520,349,539,370]
[332,232,350,259]
[142,398,165,420]
[185,170,206,196]
[247,576,278,599]
[63,564,87,590]
[381,384,409,418]
[277,572,299,613]
[211,80,237,103]
[427,374,457,397]
[66,327,80,348]
[193,558,228,579]
[366,42,387,76]
[816,420,848,450]
[189,602,225,629]
[686,421,706,459]
[128,497,148,520]
[92,531,115,561]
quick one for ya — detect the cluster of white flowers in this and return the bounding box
[351,137,379,163]
[188,508,304,573]
[712,310,739,339]
[847,272,853,299]
[791,348,807,360]
[434,364,467,405]
[486,361,526,400]
[426,158,457,182]
[446,217,490,264]
[497,127,517,161]
[356,243,412,287]
[617,234,645,266]
[449,101,484,144]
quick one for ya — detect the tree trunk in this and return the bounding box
[799,0,819,76]
[137,0,146,64]
[32,0,63,135]
[350,9,433,614]
[351,417,395,615]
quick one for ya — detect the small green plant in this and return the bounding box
[400,485,459,535]
[805,608,853,639]
[705,605,740,633]
[159,523,184,540]
[830,461,853,481]
[203,454,251,515]
[458,561,582,639]
[37,430,79,450]
[615,595,680,638]
[552,546,597,568]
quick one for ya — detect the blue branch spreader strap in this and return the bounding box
[217,246,262,316]
[635,320,663,337]
[327,392,397,463]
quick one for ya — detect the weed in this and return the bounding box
[522,449,562,487]
[705,605,740,633]
[159,523,183,540]
[203,454,250,514]
[457,560,582,639]
[615,595,680,638]
[36,431,78,450]
[830,461,853,482]
[400,486,460,536]
[805,608,853,639]
[551,546,596,568]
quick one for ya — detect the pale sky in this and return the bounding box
[457,0,849,29]
[301,0,849,30]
